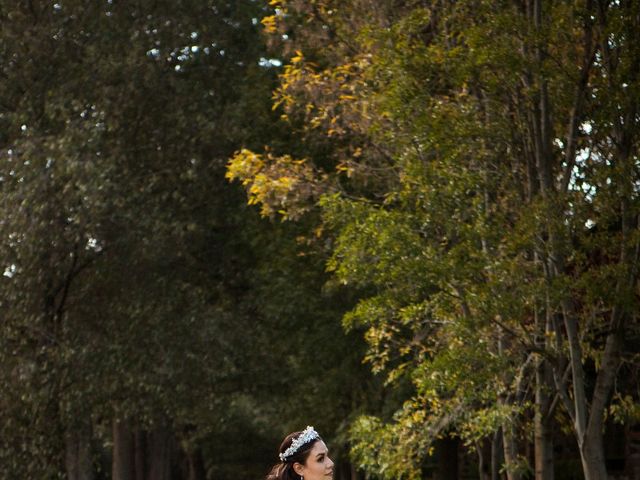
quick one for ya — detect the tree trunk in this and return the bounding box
[578,327,624,480]
[350,462,359,480]
[112,420,134,480]
[491,431,503,480]
[135,430,146,480]
[502,425,521,480]
[533,401,554,480]
[580,435,608,480]
[187,447,206,480]
[146,427,172,480]
[534,314,554,480]
[65,423,95,480]
[476,441,486,480]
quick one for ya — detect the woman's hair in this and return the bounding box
[266,429,322,480]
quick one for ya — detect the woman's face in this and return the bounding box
[294,440,334,480]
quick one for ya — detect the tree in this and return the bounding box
[0,1,276,478]
[227,1,640,479]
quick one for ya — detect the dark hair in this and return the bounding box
[266,430,323,480]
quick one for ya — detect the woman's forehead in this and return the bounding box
[310,440,328,454]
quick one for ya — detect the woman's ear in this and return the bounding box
[292,462,304,477]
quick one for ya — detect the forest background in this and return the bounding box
[1,1,639,480]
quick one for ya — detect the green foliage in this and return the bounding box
[0,0,302,477]
[229,0,640,478]
[609,394,640,426]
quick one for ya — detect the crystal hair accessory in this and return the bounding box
[279,426,320,462]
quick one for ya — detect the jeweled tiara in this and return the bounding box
[279,426,320,462]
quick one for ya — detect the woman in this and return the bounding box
[266,426,335,480]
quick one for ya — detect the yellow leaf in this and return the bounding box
[261,15,277,33]
[291,50,304,64]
